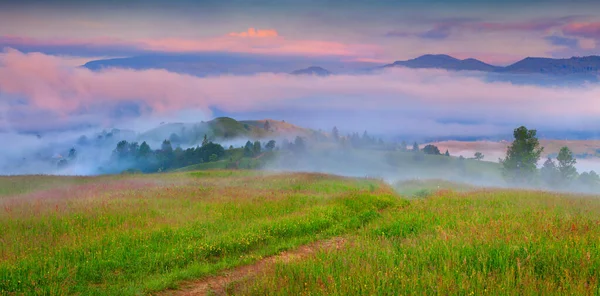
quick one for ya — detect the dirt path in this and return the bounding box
[158,237,345,296]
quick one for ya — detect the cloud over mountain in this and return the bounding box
[2,49,600,136]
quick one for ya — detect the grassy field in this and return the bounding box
[0,171,397,295]
[2,171,600,295]
[239,186,600,295]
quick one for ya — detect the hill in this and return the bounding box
[386,54,600,76]
[83,52,600,78]
[290,66,332,76]
[81,53,377,77]
[384,54,499,71]
[83,53,304,76]
[139,117,317,144]
[502,56,600,74]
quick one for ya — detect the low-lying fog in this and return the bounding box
[1,49,600,194]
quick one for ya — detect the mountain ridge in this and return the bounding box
[82,53,600,77]
[290,66,332,76]
[384,54,600,75]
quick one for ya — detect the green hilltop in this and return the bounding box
[140,117,318,145]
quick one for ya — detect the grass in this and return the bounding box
[4,172,600,295]
[0,170,398,295]
[394,179,476,198]
[238,185,600,295]
[0,175,99,197]
[171,160,229,171]
[172,149,275,172]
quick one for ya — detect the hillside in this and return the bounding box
[290,66,332,76]
[140,117,317,145]
[385,54,499,71]
[385,54,600,76]
[83,53,303,77]
[83,52,600,77]
[502,56,600,74]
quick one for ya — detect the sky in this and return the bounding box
[3,0,600,64]
[1,0,600,137]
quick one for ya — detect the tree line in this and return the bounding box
[500,126,599,190]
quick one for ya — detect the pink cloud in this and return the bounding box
[228,28,278,38]
[563,22,600,39]
[0,29,381,58]
[2,49,600,133]
[139,35,380,57]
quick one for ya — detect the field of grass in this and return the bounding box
[171,159,230,172]
[0,171,397,295]
[238,185,600,295]
[3,172,600,295]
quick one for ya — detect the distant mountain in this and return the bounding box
[384,54,499,72]
[290,66,331,76]
[83,52,600,78]
[385,54,600,76]
[82,53,377,77]
[83,53,300,77]
[501,56,600,74]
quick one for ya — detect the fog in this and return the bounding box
[3,48,600,135]
[1,48,600,194]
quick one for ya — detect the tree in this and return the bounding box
[266,140,276,151]
[332,126,339,142]
[208,154,218,162]
[444,150,450,157]
[579,171,600,189]
[500,126,543,184]
[68,148,77,161]
[138,142,151,158]
[161,140,173,153]
[129,142,139,156]
[540,157,559,187]
[264,120,271,131]
[422,144,441,155]
[294,136,306,153]
[362,131,372,145]
[474,152,484,161]
[114,140,130,160]
[244,141,254,157]
[253,141,262,155]
[400,141,408,152]
[412,142,419,152]
[557,146,578,183]
[202,134,209,146]
[159,140,175,170]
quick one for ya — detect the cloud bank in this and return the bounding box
[228,28,279,38]
[0,28,382,61]
[2,49,600,137]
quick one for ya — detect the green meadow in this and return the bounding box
[0,171,396,295]
[1,171,600,295]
